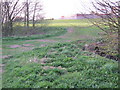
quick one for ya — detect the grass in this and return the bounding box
[3,26,67,40]
[2,19,118,88]
[2,42,118,88]
[2,19,97,56]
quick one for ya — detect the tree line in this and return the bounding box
[0,0,43,37]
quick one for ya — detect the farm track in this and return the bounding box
[1,27,75,74]
[2,27,74,58]
[25,27,74,43]
[2,25,99,58]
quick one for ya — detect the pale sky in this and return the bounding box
[42,0,94,19]
[19,0,118,19]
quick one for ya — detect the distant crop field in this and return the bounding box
[14,19,93,28]
[47,19,92,27]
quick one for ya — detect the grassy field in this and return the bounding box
[2,19,118,88]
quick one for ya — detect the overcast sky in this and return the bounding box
[42,0,94,19]
[19,0,118,19]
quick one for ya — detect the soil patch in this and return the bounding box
[0,64,5,67]
[29,57,51,64]
[22,44,34,47]
[42,66,66,70]
[21,47,34,51]
[2,55,13,59]
[40,44,48,47]
[36,39,58,42]
[10,44,35,48]
[0,64,5,73]
[40,58,51,64]
[82,42,118,61]
[0,69,3,73]
[10,45,21,48]
[29,57,38,63]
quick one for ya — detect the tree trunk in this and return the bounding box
[7,21,13,36]
[24,11,26,27]
[0,2,2,37]
[3,20,13,37]
[32,15,35,28]
[32,3,37,28]
[118,1,120,60]
[26,1,29,29]
[9,20,13,36]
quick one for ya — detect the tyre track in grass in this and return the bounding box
[2,27,73,59]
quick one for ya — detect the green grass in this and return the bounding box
[2,42,118,88]
[3,26,67,40]
[2,19,99,56]
[2,19,118,88]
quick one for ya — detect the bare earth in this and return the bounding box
[10,44,35,48]
[28,57,66,70]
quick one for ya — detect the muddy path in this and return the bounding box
[2,27,74,59]
[25,27,74,42]
[7,27,74,49]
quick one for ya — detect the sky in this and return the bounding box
[19,0,119,19]
[42,0,94,19]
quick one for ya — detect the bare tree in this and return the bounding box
[30,0,43,28]
[1,0,25,36]
[0,1,2,37]
[90,0,120,34]
[80,0,119,60]
[32,2,38,28]
[118,1,120,56]
[89,0,120,60]
[23,0,43,29]
[23,0,30,29]
[26,0,29,28]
